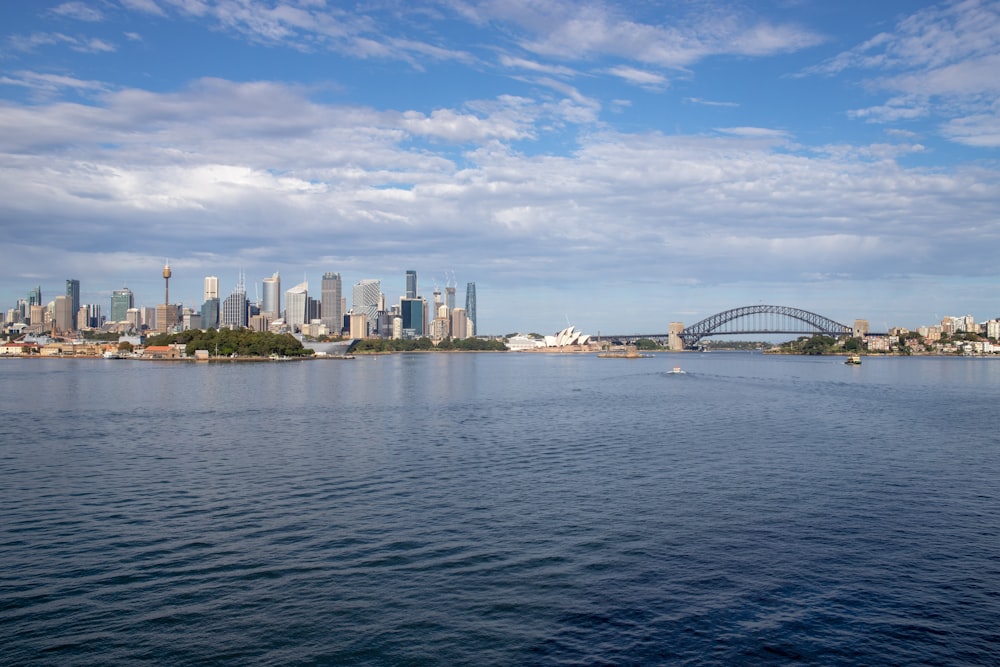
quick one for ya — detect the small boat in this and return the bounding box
[667,366,686,374]
[845,354,862,365]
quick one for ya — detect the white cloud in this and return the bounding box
[605,65,667,90]
[807,0,1000,145]
[50,2,104,22]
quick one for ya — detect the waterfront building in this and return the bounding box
[286,282,308,333]
[353,279,381,326]
[406,270,417,299]
[204,276,219,302]
[321,272,342,335]
[65,279,80,320]
[465,282,476,336]
[111,287,134,323]
[262,272,280,320]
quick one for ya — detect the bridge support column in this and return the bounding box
[668,322,685,351]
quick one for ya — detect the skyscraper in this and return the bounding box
[352,279,381,325]
[28,286,41,308]
[262,272,280,320]
[204,276,219,302]
[65,279,80,319]
[285,282,308,332]
[401,297,425,337]
[111,287,134,323]
[201,298,220,330]
[321,272,342,335]
[221,273,248,329]
[465,282,477,336]
[54,295,74,333]
[405,270,417,299]
[445,285,456,314]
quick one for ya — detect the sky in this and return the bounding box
[2,0,999,335]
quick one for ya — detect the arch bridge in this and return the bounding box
[678,305,852,348]
[608,305,853,349]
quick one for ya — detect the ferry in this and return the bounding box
[845,354,862,365]
[667,366,686,374]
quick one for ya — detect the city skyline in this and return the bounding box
[3,2,1000,333]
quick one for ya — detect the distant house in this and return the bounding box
[142,345,181,359]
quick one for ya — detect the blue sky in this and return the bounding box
[2,0,999,334]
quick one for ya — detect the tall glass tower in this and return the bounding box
[465,282,476,336]
[405,270,417,299]
[65,279,80,318]
[262,272,281,320]
[321,272,342,334]
[111,287,134,323]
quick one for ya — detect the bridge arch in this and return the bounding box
[679,305,852,348]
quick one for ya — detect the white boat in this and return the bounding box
[667,366,686,374]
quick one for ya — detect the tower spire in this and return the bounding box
[162,259,172,305]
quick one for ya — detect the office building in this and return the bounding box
[54,295,74,333]
[28,286,41,308]
[465,282,476,336]
[349,313,368,339]
[451,307,468,339]
[155,303,179,333]
[445,286,455,314]
[221,273,248,329]
[401,297,425,337]
[352,279,381,325]
[406,270,417,299]
[286,282,308,332]
[111,287,135,323]
[321,272,342,335]
[201,298,220,330]
[126,308,141,330]
[66,279,80,319]
[204,276,219,302]
[261,272,280,320]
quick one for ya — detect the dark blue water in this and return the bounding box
[2,353,999,665]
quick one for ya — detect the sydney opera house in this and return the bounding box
[506,326,593,351]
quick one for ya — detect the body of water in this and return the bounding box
[2,353,998,665]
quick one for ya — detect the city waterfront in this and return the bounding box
[2,353,998,665]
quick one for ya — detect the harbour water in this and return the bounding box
[2,353,999,665]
